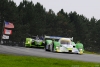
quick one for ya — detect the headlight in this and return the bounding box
[67,48,73,50]
[56,47,60,49]
[79,49,82,50]
[28,41,30,43]
[56,47,59,49]
[79,49,83,54]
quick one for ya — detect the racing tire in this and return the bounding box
[32,42,35,45]
[25,46,29,48]
[42,42,45,46]
[25,45,31,48]
[25,44,31,48]
[44,42,49,51]
[51,44,54,52]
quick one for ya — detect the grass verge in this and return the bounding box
[84,50,100,55]
[0,54,100,67]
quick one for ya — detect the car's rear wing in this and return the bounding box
[44,35,73,41]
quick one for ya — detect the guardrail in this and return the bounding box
[1,40,25,47]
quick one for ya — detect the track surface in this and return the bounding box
[0,45,100,63]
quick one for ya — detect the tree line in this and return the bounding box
[0,0,100,52]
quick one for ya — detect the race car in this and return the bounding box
[25,36,44,47]
[44,36,84,54]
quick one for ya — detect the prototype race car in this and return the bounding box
[25,36,44,47]
[44,36,84,54]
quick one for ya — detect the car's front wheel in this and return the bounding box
[44,42,49,51]
[51,44,54,52]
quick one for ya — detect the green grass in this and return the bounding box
[84,51,100,55]
[84,51,96,54]
[0,54,100,67]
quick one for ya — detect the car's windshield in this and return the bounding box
[60,40,70,44]
[31,39,35,42]
[45,38,59,41]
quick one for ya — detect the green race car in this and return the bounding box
[25,36,44,48]
[44,36,84,54]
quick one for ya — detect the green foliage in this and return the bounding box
[0,0,100,52]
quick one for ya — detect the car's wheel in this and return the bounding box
[42,42,44,46]
[51,44,54,52]
[32,42,35,45]
[25,45,31,48]
[44,42,48,51]
[25,46,29,48]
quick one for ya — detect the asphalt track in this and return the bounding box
[0,45,100,63]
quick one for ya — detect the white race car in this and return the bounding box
[44,36,84,54]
